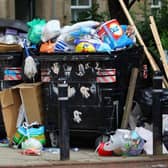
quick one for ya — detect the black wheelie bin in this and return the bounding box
[36,46,145,147]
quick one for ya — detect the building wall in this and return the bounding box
[35,0,53,20]
[0,0,9,18]
[35,0,71,25]
[96,0,108,14]
[39,0,108,25]
[130,0,151,22]
[0,0,71,25]
[0,0,107,24]
[7,0,15,19]
[0,0,161,24]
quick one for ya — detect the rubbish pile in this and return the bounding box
[26,18,136,54]
[96,125,168,156]
[0,17,166,159]
[0,18,137,82]
[0,19,27,52]
[96,128,145,156]
[13,122,45,156]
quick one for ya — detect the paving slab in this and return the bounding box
[0,146,168,168]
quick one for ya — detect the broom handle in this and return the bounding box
[118,0,168,88]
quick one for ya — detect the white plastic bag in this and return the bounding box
[60,20,100,34]
[16,104,28,128]
[24,56,37,80]
[58,20,100,43]
[41,20,61,42]
[21,138,42,150]
[135,127,153,155]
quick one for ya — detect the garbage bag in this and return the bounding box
[138,88,168,122]
[40,40,55,53]
[57,20,100,45]
[21,138,43,150]
[69,27,96,39]
[96,129,145,156]
[60,20,100,34]
[41,20,61,42]
[24,56,37,80]
[161,89,168,105]
[129,101,142,130]
[12,122,46,147]
[27,18,46,44]
[54,40,72,52]
[138,88,152,125]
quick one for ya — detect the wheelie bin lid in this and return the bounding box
[0,18,28,32]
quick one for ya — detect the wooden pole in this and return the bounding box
[149,16,168,80]
[118,0,168,88]
[121,68,139,128]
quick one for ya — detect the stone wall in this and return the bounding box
[0,0,159,24]
[0,0,11,18]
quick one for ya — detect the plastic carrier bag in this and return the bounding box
[41,20,61,42]
[27,18,46,44]
[12,122,46,148]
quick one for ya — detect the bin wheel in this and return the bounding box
[95,135,110,148]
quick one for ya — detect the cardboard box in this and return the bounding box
[0,82,44,141]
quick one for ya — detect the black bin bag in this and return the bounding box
[138,87,168,123]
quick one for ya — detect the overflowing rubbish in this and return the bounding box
[40,40,55,53]
[23,18,136,54]
[0,28,27,46]
[0,19,26,53]
[96,128,145,156]
[0,16,165,161]
[43,147,60,154]
[71,147,80,152]
[21,148,41,156]
[23,39,37,80]
[27,18,46,44]
[41,20,61,42]
[135,127,153,155]
[22,138,43,150]
[0,139,9,147]
[12,122,45,148]
[13,122,45,156]
[97,19,135,50]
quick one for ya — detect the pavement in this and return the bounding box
[1,146,168,168]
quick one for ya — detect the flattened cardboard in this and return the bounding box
[19,83,44,124]
[0,82,44,141]
[0,89,14,108]
[0,88,21,141]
